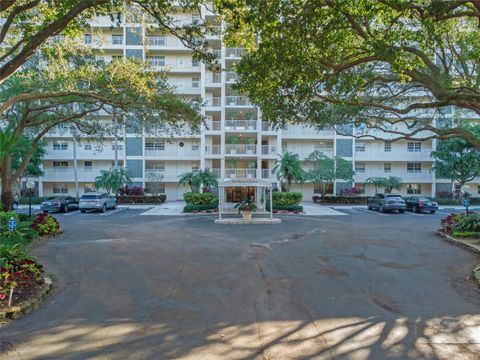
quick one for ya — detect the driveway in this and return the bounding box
[1,209,479,359]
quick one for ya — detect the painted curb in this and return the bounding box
[0,276,53,321]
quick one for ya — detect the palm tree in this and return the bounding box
[198,168,218,192]
[272,151,305,192]
[178,171,202,192]
[366,176,402,194]
[95,167,132,195]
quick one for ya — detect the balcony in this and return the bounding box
[261,145,277,155]
[205,145,221,155]
[212,168,221,178]
[355,170,434,182]
[205,72,221,85]
[205,97,221,108]
[225,48,246,58]
[225,168,256,179]
[225,144,256,155]
[206,25,222,38]
[225,71,238,83]
[206,121,221,131]
[225,96,252,107]
[262,169,272,179]
[282,125,335,138]
[144,148,200,157]
[43,168,106,181]
[355,147,433,161]
[224,120,256,131]
[262,122,276,132]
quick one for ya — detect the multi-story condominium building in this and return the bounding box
[30,6,479,201]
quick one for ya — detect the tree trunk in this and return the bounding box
[73,137,79,199]
[1,156,13,211]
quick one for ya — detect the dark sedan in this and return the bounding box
[404,196,438,214]
[367,193,406,213]
[40,196,79,213]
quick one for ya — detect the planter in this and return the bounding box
[241,210,253,220]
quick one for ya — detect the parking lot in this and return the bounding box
[2,205,480,359]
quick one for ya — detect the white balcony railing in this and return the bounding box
[225,96,252,106]
[261,145,277,155]
[225,71,238,82]
[205,97,221,107]
[206,121,221,131]
[224,120,256,130]
[212,168,221,178]
[144,148,200,157]
[282,125,335,137]
[205,72,221,84]
[355,170,434,182]
[225,168,256,179]
[205,145,221,155]
[225,144,256,155]
[262,122,276,132]
[262,169,272,179]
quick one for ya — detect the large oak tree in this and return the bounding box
[218,0,480,147]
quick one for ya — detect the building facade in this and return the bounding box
[33,7,480,201]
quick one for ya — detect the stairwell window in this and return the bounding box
[407,142,422,152]
[384,142,391,152]
[192,77,200,88]
[355,163,365,173]
[53,161,68,168]
[384,163,391,173]
[355,142,366,152]
[84,143,92,150]
[84,161,93,172]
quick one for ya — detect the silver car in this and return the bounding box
[79,192,117,213]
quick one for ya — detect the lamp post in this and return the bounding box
[26,181,35,218]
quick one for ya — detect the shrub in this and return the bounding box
[183,192,219,206]
[313,195,370,204]
[18,196,48,205]
[118,185,145,196]
[117,195,166,204]
[452,231,480,238]
[272,205,303,213]
[0,212,19,232]
[441,212,480,234]
[272,192,302,206]
[436,191,454,199]
[30,213,61,236]
[183,204,218,213]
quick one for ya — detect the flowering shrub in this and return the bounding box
[118,186,144,196]
[183,192,219,205]
[30,213,61,236]
[436,191,454,199]
[441,212,480,234]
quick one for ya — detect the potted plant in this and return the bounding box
[226,135,239,154]
[234,198,257,219]
[228,159,237,177]
[245,137,256,154]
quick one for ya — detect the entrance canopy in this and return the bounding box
[217,178,274,220]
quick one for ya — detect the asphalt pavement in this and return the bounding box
[0,207,479,359]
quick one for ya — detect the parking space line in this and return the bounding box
[404,212,425,217]
[63,210,80,216]
[99,208,125,216]
[359,209,390,217]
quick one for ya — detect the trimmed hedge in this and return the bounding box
[183,204,218,213]
[436,197,480,205]
[313,196,370,204]
[272,205,303,212]
[272,192,302,206]
[117,195,166,204]
[183,192,219,206]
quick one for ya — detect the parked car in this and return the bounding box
[367,194,406,213]
[40,196,79,213]
[79,192,117,213]
[404,196,438,214]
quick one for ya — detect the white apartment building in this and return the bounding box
[31,6,480,201]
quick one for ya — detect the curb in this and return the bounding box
[436,231,480,255]
[437,231,480,288]
[0,276,53,321]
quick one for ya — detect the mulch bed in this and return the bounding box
[0,281,44,312]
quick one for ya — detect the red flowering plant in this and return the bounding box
[441,212,477,234]
[30,213,61,236]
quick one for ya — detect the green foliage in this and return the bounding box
[30,213,61,236]
[179,169,218,193]
[226,134,240,144]
[12,137,47,178]
[272,205,303,212]
[183,204,218,213]
[366,176,402,194]
[272,192,303,207]
[234,199,257,213]
[272,151,305,191]
[218,0,480,147]
[183,192,219,206]
[0,211,19,231]
[306,151,354,196]
[432,127,480,185]
[453,214,480,233]
[0,244,30,269]
[95,168,132,195]
[452,231,480,238]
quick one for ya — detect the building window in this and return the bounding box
[52,35,65,43]
[53,141,68,150]
[407,163,422,173]
[53,161,68,168]
[192,142,200,151]
[53,183,68,194]
[478,185,480,195]
[112,144,123,150]
[146,35,166,46]
[355,142,366,152]
[84,143,92,150]
[384,142,391,152]
[192,59,200,67]
[407,184,422,195]
[84,34,92,44]
[145,182,165,194]
[355,163,365,173]
[112,55,123,61]
[192,77,200,88]
[84,183,94,193]
[111,34,123,45]
[192,162,200,171]
[191,14,201,24]
[384,163,391,173]
[84,161,93,172]
[145,142,165,151]
[146,55,165,67]
[407,142,422,152]
[314,182,333,194]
